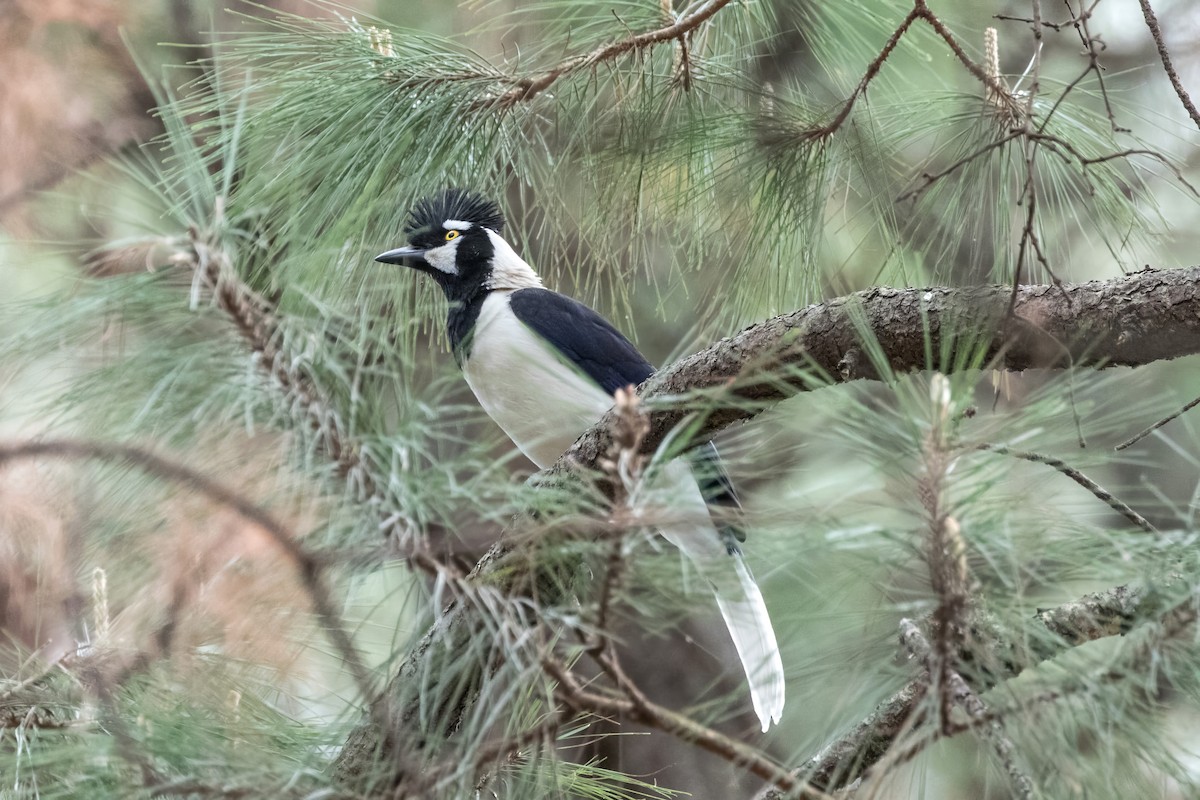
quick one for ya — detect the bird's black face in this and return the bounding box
[375,188,506,302]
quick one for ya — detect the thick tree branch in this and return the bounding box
[554,266,1200,490]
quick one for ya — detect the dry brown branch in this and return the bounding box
[543,657,828,798]
[807,0,1015,141]
[1115,391,1200,450]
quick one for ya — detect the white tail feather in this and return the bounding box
[650,461,786,732]
[712,558,785,732]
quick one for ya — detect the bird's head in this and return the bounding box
[375,188,541,299]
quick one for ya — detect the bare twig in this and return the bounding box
[1137,0,1200,131]
[1116,392,1200,450]
[976,443,1156,533]
[897,132,1023,203]
[393,716,562,798]
[1067,0,1127,132]
[915,0,1011,96]
[803,5,923,140]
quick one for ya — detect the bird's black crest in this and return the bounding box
[405,188,505,236]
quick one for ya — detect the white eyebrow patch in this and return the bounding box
[443,219,472,230]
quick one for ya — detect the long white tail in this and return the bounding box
[649,461,786,732]
[711,557,785,731]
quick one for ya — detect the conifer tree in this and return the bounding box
[4,1,1200,797]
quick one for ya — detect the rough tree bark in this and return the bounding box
[558,266,1200,489]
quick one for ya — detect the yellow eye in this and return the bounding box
[444,229,460,241]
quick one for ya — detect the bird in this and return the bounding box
[376,188,785,731]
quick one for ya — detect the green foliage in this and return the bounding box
[3,0,1200,798]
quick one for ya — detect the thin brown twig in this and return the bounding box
[976,443,1157,533]
[542,657,825,798]
[803,5,923,140]
[1069,0,1127,132]
[897,132,1023,203]
[993,13,1067,31]
[1020,131,1200,198]
[915,1,1011,96]
[791,0,1012,142]
[1137,0,1200,131]
[484,0,734,109]
[594,539,625,637]
[1116,392,1200,450]
[590,647,654,714]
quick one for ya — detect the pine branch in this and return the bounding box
[785,581,1170,795]
[554,266,1200,498]
[897,619,1034,800]
[483,0,735,109]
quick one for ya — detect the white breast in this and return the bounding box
[463,292,614,468]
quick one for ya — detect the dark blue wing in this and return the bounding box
[510,288,746,545]
[508,288,653,394]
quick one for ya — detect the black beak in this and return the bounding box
[374,245,428,265]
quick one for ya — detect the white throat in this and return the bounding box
[484,230,543,291]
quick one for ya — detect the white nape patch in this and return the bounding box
[463,292,610,467]
[483,230,544,291]
[423,237,460,275]
[443,219,472,230]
